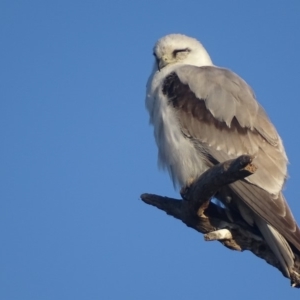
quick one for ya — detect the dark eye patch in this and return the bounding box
[172,48,190,57]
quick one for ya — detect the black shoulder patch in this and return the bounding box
[162,72,205,114]
[161,71,248,134]
[162,72,178,98]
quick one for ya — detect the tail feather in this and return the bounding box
[255,216,294,277]
[217,184,296,277]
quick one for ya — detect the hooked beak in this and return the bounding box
[157,58,168,71]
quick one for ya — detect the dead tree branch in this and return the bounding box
[141,155,300,287]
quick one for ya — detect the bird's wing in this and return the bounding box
[162,65,300,250]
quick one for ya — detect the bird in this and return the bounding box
[145,33,300,278]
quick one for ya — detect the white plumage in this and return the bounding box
[146,33,300,278]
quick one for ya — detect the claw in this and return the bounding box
[180,177,196,200]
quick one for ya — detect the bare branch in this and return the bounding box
[141,155,300,287]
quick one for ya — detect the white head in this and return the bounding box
[153,34,213,71]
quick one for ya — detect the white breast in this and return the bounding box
[146,68,208,188]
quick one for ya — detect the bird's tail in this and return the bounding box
[255,216,295,277]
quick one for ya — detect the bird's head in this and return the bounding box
[153,34,213,71]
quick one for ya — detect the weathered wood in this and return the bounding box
[141,155,300,287]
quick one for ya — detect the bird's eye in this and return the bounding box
[173,48,190,57]
[153,52,157,57]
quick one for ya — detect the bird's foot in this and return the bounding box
[180,177,195,200]
[204,229,232,241]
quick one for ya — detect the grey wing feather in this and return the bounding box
[230,181,300,251]
[163,65,300,251]
[175,65,287,194]
[178,66,259,128]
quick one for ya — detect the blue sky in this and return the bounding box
[1,0,300,299]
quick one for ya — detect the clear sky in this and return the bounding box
[1,0,300,299]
